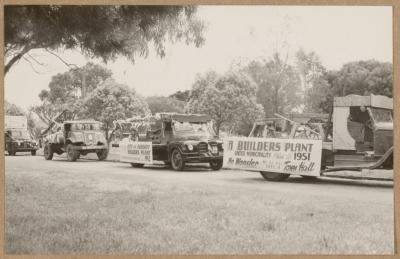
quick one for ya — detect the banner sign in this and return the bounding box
[119,139,153,164]
[223,137,322,176]
[5,116,27,129]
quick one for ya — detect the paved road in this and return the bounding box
[5,154,395,254]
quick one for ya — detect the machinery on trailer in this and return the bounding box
[5,115,38,156]
[236,94,393,181]
[116,113,224,171]
[41,110,108,162]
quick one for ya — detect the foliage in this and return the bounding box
[186,71,265,136]
[295,49,330,113]
[5,5,205,74]
[32,63,112,124]
[81,79,150,142]
[169,90,191,102]
[327,60,392,97]
[5,100,25,116]
[317,60,393,112]
[146,96,186,114]
[243,53,302,116]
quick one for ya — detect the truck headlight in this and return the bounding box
[187,144,193,151]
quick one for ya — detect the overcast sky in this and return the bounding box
[5,5,392,111]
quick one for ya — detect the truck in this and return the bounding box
[41,110,109,162]
[5,115,38,156]
[115,113,224,171]
[225,94,393,181]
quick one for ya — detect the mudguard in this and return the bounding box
[323,146,393,172]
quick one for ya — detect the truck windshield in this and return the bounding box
[71,123,101,131]
[173,121,216,138]
[10,130,30,139]
[369,108,392,123]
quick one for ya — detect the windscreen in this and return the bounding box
[71,123,101,131]
[11,130,30,139]
[173,121,216,138]
[369,108,392,123]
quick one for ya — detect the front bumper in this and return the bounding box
[14,147,38,152]
[10,143,38,152]
[181,151,223,163]
[72,144,108,151]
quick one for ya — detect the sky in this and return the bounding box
[4,5,393,111]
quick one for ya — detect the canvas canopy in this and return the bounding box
[334,94,393,110]
[170,114,211,123]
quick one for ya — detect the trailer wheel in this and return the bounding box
[171,149,185,171]
[44,144,53,160]
[260,171,290,181]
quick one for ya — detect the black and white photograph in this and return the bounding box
[4,4,394,255]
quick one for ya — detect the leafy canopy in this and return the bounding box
[81,79,151,142]
[5,5,205,74]
[186,71,265,136]
[32,62,113,124]
[146,96,186,114]
[243,53,302,116]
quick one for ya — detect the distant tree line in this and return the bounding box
[7,53,391,141]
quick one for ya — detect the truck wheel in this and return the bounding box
[171,149,185,171]
[44,144,53,160]
[31,150,36,156]
[96,149,108,161]
[66,144,78,162]
[260,171,290,181]
[8,147,16,156]
[210,160,223,170]
[131,163,144,168]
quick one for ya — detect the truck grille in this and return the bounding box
[198,142,208,153]
[85,133,96,145]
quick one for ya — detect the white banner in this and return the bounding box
[223,137,322,176]
[5,116,27,129]
[119,139,153,164]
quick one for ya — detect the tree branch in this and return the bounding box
[23,56,42,74]
[45,49,78,69]
[5,47,32,75]
[27,52,45,66]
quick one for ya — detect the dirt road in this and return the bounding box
[5,154,394,255]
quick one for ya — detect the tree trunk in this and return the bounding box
[5,48,31,75]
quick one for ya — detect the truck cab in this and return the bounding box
[247,94,393,181]
[328,94,393,168]
[116,113,224,171]
[5,128,38,156]
[43,119,108,162]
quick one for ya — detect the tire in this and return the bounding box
[260,171,290,181]
[31,150,36,156]
[210,160,223,170]
[96,149,108,161]
[130,163,144,168]
[171,149,185,171]
[44,144,53,160]
[66,144,78,162]
[8,147,16,156]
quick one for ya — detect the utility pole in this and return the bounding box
[81,67,86,99]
